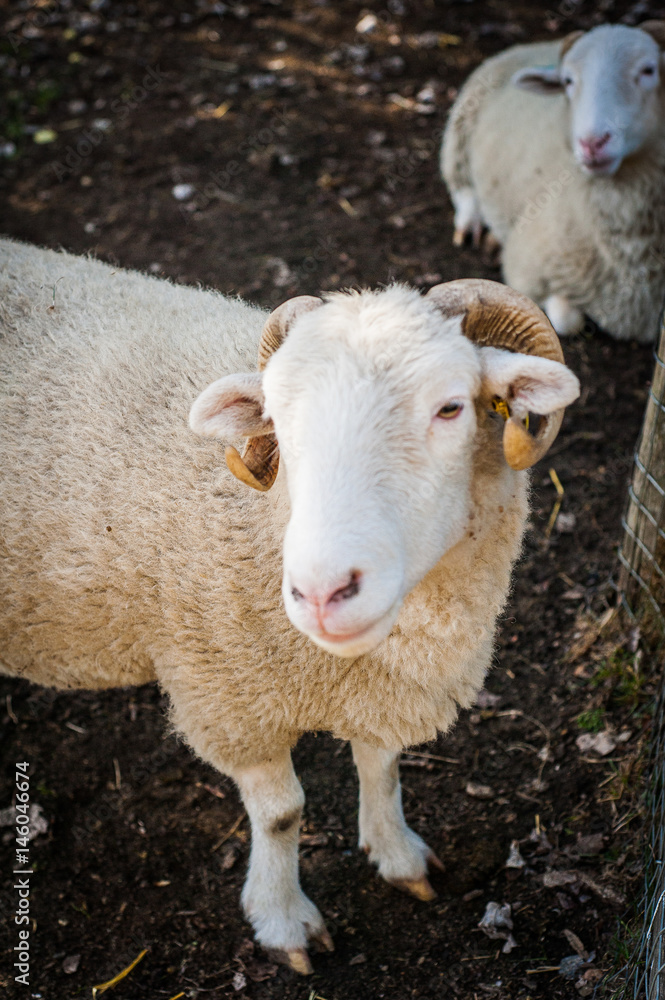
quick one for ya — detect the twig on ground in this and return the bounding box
[212,811,246,851]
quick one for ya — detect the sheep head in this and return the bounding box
[512,22,665,175]
[190,282,578,658]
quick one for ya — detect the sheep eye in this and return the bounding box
[563,75,574,88]
[641,65,656,76]
[437,402,463,419]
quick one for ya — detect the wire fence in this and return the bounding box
[613,314,665,999]
[619,316,665,633]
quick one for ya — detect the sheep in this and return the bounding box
[440,21,665,342]
[0,237,579,973]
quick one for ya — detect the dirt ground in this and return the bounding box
[2,1,665,997]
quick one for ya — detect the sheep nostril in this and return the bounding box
[580,132,612,157]
[328,572,361,604]
[291,586,305,602]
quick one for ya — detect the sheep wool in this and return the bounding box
[0,237,529,773]
[441,26,665,342]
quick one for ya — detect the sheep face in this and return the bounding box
[190,287,579,659]
[514,24,664,176]
[263,288,481,658]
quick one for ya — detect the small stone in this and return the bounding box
[543,871,577,888]
[576,731,617,756]
[502,933,518,953]
[559,954,585,980]
[172,183,195,201]
[505,840,526,869]
[478,901,513,941]
[33,129,57,145]
[465,781,494,799]
[573,833,605,855]
[417,83,436,103]
[220,844,238,870]
[232,970,247,990]
[63,954,80,974]
[556,512,577,533]
[349,953,367,965]
[356,13,378,33]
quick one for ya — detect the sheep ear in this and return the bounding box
[189,373,272,439]
[512,65,564,94]
[480,347,580,417]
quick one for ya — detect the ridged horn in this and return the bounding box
[226,295,323,491]
[559,29,584,59]
[427,279,566,470]
[639,20,665,48]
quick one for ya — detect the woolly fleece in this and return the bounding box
[441,34,665,342]
[0,238,528,772]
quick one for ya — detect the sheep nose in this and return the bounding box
[290,571,362,608]
[579,132,611,158]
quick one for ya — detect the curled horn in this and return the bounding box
[559,29,584,59]
[426,279,566,471]
[638,20,665,47]
[225,295,322,491]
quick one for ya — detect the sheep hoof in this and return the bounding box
[453,228,466,246]
[472,222,485,249]
[426,848,446,873]
[482,231,502,258]
[310,927,335,953]
[389,875,437,902]
[272,947,314,975]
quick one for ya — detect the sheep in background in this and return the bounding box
[441,21,665,342]
[0,238,579,973]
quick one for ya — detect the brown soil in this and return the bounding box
[1,1,663,998]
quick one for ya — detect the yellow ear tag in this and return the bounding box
[491,396,511,421]
[491,396,529,430]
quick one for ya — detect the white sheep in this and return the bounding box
[0,237,579,973]
[440,21,665,342]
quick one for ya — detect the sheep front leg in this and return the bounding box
[351,740,444,902]
[231,751,333,974]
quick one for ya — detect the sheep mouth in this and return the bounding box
[580,154,620,176]
[314,623,376,645]
[305,604,401,658]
